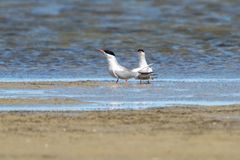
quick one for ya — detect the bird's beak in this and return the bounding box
[97,49,105,54]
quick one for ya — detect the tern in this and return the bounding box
[133,49,154,84]
[98,49,148,84]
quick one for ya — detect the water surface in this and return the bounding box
[0,79,239,111]
[0,0,239,79]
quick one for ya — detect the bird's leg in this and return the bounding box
[116,78,119,83]
[125,80,128,85]
[140,80,142,84]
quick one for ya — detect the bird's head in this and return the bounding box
[137,49,145,56]
[98,49,116,60]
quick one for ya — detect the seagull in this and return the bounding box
[133,49,154,84]
[98,49,148,84]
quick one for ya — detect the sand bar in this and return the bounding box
[0,106,240,160]
[0,81,105,89]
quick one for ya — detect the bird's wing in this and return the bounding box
[115,68,137,79]
[136,64,156,80]
[137,71,157,80]
[132,64,153,73]
[138,72,153,75]
[112,70,118,78]
[108,69,119,78]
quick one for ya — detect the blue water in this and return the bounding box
[0,0,239,80]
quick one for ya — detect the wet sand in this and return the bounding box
[0,98,86,105]
[0,81,97,106]
[0,106,240,160]
[0,81,104,89]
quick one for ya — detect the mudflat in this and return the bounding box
[0,106,240,160]
[0,81,104,89]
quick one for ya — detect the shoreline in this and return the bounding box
[0,80,240,109]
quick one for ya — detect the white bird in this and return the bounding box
[98,49,148,84]
[133,49,154,84]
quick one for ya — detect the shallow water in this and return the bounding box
[0,0,240,110]
[0,79,239,111]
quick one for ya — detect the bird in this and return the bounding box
[133,49,154,84]
[98,49,149,84]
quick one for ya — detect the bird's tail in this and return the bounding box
[131,64,153,73]
[131,64,153,78]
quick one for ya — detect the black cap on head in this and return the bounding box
[137,49,144,52]
[103,50,115,56]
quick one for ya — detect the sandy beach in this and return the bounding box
[1,106,240,160]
